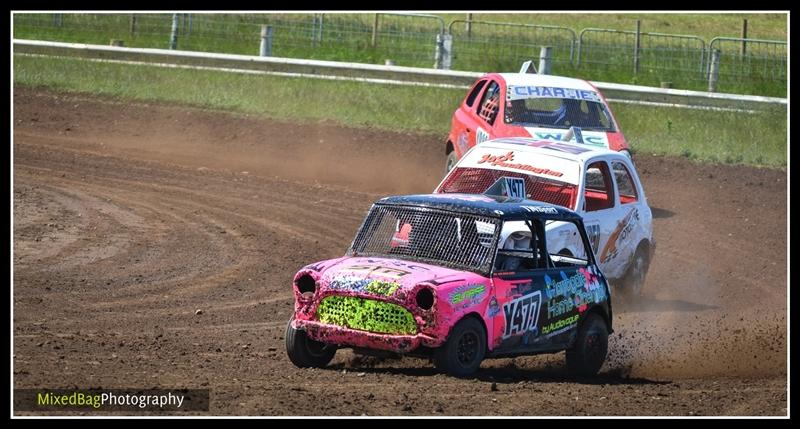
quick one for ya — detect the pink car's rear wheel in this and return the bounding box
[565,312,608,377]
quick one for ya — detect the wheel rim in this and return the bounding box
[456,331,479,365]
[585,332,604,362]
[446,154,456,172]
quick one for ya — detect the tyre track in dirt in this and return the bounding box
[13,88,787,415]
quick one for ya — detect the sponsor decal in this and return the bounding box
[541,314,580,335]
[346,264,411,279]
[328,277,403,297]
[365,280,402,297]
[502,291,543,339]
[493,271,516,277]
[477,151,564,178]
[530,131,607,147]
[599,208,640,264]
[362,259,431,271]
[449,284,487,307]
[486,296,501,317]
[328,275,369,292]
[509,86,601,102]
[544,268,606,319]
[508,280,535,297]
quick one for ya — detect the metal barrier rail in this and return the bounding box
[13,39,787,111]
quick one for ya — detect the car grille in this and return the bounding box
[315,295,418,335]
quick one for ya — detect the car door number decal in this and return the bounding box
[502,291,542,339]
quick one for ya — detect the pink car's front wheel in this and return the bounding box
[285,317,337,368]
[433,317,486,377]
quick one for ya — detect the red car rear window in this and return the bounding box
[438,167,578,210]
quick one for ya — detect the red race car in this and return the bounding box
[445,67,630,172]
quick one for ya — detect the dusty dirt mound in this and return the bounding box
[13,88,787,415]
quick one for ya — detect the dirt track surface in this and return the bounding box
[13,88,788,416]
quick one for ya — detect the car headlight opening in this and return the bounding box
[415,286,435,311]
[295,273,317,299]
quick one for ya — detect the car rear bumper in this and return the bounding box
[292,319,442,354]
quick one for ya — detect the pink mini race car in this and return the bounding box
[445,69,630,172]
[286,193,613,377]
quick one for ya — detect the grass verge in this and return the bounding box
[13,55,786,168]
[13,13,787,97]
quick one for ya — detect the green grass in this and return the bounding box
[440,13,787,41]
[613,104,786,167]
[13,55,786,168]
[12,12,787,97]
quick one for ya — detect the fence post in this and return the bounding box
[260,25,273,57]
[169,14,179,50]
[708,48,721,92]
[187,13,192,36]
[53,14,63,27]
[318,13,324,44]
[538,46,553,74]
[466,13,473,39]
[311,14,318,47]
[371,14,379,48]
[633,20,641,74]
[741,19,748,56]
[434,33,453,70]
[130,14,137,35]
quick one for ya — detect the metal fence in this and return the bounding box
[578,28,707,79]
[447,20,576,72]
[12,13,787,94]
[708,37,787,84]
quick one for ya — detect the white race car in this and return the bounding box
[434,137,655,297]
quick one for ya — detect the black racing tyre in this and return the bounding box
[565,312,608,377]
[433,317,486,377]
[621,245,649,298]
[285,317,336,368]
[445,151,459,174]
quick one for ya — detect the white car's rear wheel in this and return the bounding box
[621,245,649,297]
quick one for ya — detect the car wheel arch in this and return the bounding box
[577,306,612,340]
[631,240,651,272]
[557,248,574,257]
[444,312,488,351]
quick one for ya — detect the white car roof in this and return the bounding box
[456,138,629,186]
[497,73,596,92]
